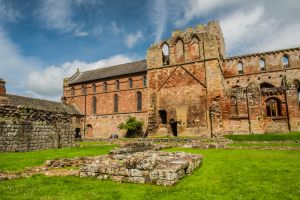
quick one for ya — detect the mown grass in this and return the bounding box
[1,148,300,199]
[0,145,116,172]
[79,141,112,147]
[225,132,300,141]
[228,142,300,147]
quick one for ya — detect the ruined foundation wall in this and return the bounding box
[0,105,75,152]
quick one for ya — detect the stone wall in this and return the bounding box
[0,104,75,152]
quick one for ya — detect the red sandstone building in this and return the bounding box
[63,21,300,138]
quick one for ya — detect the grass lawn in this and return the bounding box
[0,145,116,172]
[225,132,300,141]
[228,142,300,147]
[1,147,300,199]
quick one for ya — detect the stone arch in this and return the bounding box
[190,36,200,61]
[175,38,184,63]
[162,42,170,65]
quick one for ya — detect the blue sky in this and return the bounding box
[0,0,299,101]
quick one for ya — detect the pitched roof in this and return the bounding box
[1,94,82,115]
[68,60,147,85]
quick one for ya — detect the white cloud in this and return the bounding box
[25,55,134,100]
[124,31,143,48]
[150,0,300,55]
[149,0,168,42]
[37,0,90,37]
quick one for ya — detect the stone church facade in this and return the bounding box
[63,21,300,138]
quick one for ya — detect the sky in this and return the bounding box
[0,0,299,101]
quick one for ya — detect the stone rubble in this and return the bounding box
[79,141,202,186]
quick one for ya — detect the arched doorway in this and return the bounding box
[86,124,93,138]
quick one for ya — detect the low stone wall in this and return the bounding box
[80,141,202,186]
[0,104,75,152]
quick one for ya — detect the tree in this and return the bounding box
[118,116,144,138]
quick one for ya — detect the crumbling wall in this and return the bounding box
[0,105,75,152]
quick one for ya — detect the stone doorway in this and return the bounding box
[170,119,177,136]
[75,128,81,139]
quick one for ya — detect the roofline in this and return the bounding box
[71,59,146,76]
[225,47,300,60]
[68,70,147,86]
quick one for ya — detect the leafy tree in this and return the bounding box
[118,116,144,138]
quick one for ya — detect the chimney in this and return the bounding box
[0,78,6,95]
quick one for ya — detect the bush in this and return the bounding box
[118,116,144,138]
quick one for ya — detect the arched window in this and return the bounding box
[92,84,96,93]
[230,96,238,115]
[142,75,147,87]
[191,36,200,60]
[71,87,75,96]
[176,39,184,62]
[237,62,244,75]
[103,82,108,92]
[114,94,118,112]
[260,82,275,89]
[282,55,289,68]
[81,85,86,95]
[115,80,120,90]
[162,43,169,65]
[92,96,97,115]
[129,78,133,89]
[259,59,266,71]
[266,98,282,117]
[137,91,142,111]
[86,124,93,137]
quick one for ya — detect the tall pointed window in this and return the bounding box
[137,91,142,111]
[176,39,184,63]
[129,78,133,89]
[71,87,75,96]
[162,43,170,65]
[92,84,96,93]
[230,96,238,115]
[266,98,282,117]
[115,80,120,90]
[282,55,289,68]
[259,59,266,71]
[103,82,108,92]
[81,85,86,95]
[237,62,244,75]
[92,96,97,115]
[142,75,147,87]
[114,94,118,113]
[191,36,199,60]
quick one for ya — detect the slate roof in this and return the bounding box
[2,94,82,115]
[68,60,147,85]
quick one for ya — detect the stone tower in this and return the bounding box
[146,21,226,137]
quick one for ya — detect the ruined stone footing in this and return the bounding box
[79,151,202,186]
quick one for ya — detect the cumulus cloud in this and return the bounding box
[150,0,300,55]
[25,55,134,100]
[124,31,143,48]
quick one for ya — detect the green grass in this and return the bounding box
[229,142,300,147]
[79,141,112,147]
[225,132,300,141]
[1,148,300,199]
[0,145,116,172]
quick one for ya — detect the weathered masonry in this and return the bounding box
[63,21,300,138]
[0,79,82,152]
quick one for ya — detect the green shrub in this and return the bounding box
[118,116,144,138]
